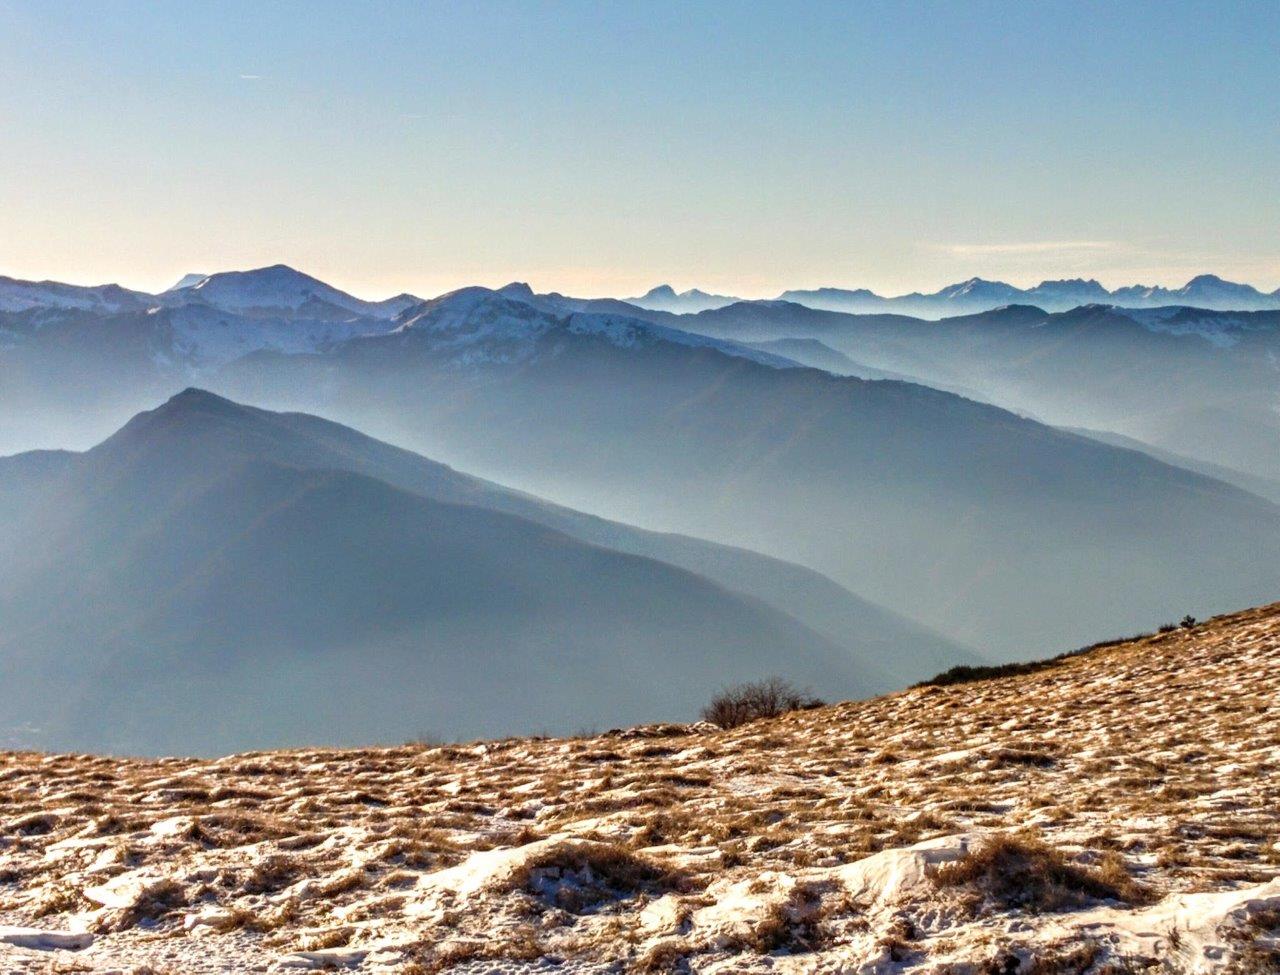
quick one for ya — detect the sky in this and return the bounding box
[1,0,1278,299]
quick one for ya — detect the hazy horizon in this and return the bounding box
[4,260,1279,306]
[3,0,1278,298]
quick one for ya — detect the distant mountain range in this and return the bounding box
[779,274,1280,317]
[620,274,1280,317]
[5,264,1280,671]
[208,281,1280,658]
[0,264,421,321]
[628,284,743,314]
[654,299,1280,484]
[4,265,1279,323]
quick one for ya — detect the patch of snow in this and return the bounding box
[163,304,394,366]
[0,277,152,314]
[0,926,93,951]
[274,947,369,969]
[163,264,417,321]
[1121,307,1275,347]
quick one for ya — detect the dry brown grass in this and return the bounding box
[1,602,1278,971]
[933,834,1152,912]
[508,840,687,914]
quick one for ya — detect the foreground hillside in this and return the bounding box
[3,605,1279,973]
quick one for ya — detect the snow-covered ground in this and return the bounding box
[1,603,1278,972]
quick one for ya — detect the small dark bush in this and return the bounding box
[701,677,824,729]
[1180,614,1197,629]
[918,660,1049,687]
[916,631,1153,689]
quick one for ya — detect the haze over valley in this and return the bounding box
[4,264,1280,712]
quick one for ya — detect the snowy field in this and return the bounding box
[1,604,1278,972]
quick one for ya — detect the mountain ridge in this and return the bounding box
[778,272,1280,317]
[0,388,978,752]
[213,289,1280,657]
[5,265,1280,324]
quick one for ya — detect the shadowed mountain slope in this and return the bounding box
[0,390,953,754]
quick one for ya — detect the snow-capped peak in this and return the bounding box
[497,282,537,302]
[166,273,208,292]
[0,276,154,314]
[936,278,1020,301]
[389,287,796,370]
[627,284,739,314]
[162,264,419,321]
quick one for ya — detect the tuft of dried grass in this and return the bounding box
[933,834,1151,912]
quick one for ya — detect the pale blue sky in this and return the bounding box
[1,0,1277,298]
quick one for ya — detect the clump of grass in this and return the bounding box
[190,811,289,848]
[32,882,88,917]
[634,937,692,972]
[96,879,188,932]
[7,811,59,836]
[932,834,1150,912]
[244,854,304,894]
[1023,939,1104,975]
[511,840,686,914]
[297,926,354,950]
[401,925,543,973]
[987,746,1058,769]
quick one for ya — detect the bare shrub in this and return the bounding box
[701,678,824,730]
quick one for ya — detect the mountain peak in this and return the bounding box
[497,282,536,301]
[158,264,396,319]
[95,388,255,453]
[167,264,315,293]
[1034,277,1105,288]
[151,387,251,421]
[641,285,677,300]
[936,278,1019,300]
[399,287,548,340]
[167,273,208,292]
[164,386,236,407]
[1174,274,1265,302]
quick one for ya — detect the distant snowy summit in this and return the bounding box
[161,264,421,320]
[0,264,422,321]
[389,286,793,369]
[3,264,1279,332]
[778,273,1280,317]
[627,284,741,314]
[0,276,153,314]
[573,273,1280,318]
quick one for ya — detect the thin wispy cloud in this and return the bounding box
[934,240,1120,257]
[238,73,263,81]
